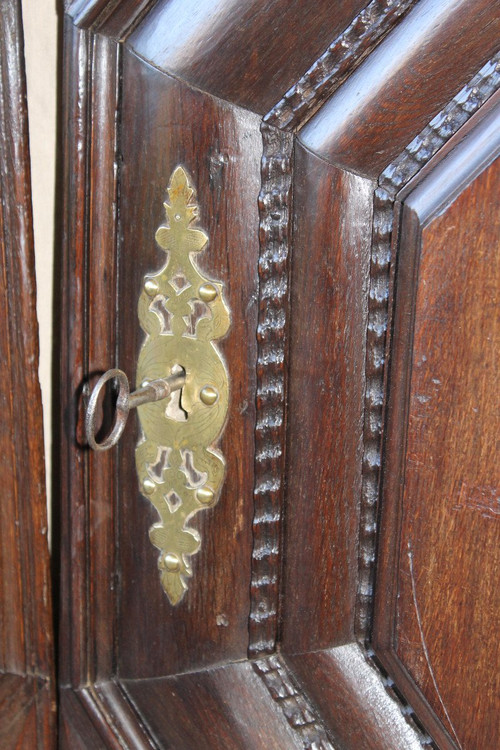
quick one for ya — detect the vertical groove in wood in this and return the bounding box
[55,21,88,685]
[59,20,122,689]
[59,18,91,688]
[87,33,121,683]
[248,123,293,657]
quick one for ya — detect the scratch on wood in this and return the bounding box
[407,542,464,750]
[356,52,500,642]
[452,479,500,520]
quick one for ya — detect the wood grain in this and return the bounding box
[0,1,55,746]
[299,0,500,177]
[58,17,91,690]
[58,1,500,747]
[57,19,122,691]
[286,646,426,750]
[122,662,305,749]
[281,143,373,653]
[66,0,157,37]
[59,688,116,750]
[252,655,335,749]
[265,0,417,130]
[128,0,370,114]
[374,106,500,749]
[0,675,53,750]
[356,55,500,643]
[117,48,261,678]
[86,33,122,686]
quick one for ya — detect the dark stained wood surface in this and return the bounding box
[57,0,500,747]
[248,123,293,659]
[263,0,418,132]
[66,0,157,37]
[286,646,423,750]
[122,662,305,749]
[128,0,370,115]
[0,1,55,746]
[58,18,121,692]
[0,675,54,750]
[374,109,500,750]
[399,161,499,750]
[117,48,261,678]
[282,143,373,653]
[58,16,90,691]
[86,32,121,685]
[59,687,119,750]
[299,0,500,176]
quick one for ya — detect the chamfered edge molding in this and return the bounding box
[298,0,500,177]
[66,0,158,39]
[58,1,500,750]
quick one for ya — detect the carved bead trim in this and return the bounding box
[356,183,393,639]
[353,54,500,748]
[379,51,500,195]
[253,655,335,749]
[249,124,293,658]
[363,649,436,747]
[264,0,417,131]
[356,52,500,639]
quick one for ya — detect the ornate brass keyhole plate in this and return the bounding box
[135,166,231,605]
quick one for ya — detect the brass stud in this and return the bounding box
[164,553,181,572]
[200,385,218,405]
[198,283,218,303]
[196,487,214,505]
[143,478,156,495]
[144,278,159,296]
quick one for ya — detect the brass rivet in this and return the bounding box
[196,487,214,505]
[200,385,218,405]
[143,479,155,495]
[199,283,217,303]
[164,553,180,571]
[144,278,159,296]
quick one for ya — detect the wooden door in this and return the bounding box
[58,1,500,747]
[0,2,55,747]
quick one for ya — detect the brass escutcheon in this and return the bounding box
[85,166,231,605]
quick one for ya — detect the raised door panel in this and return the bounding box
[58,0,500,747]
[373,103,500,750]
[116,47,262,677]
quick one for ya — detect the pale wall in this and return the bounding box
[22,0,58,533]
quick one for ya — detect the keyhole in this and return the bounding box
[165,364,187,421]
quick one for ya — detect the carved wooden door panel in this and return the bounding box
[58,1,500,748]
